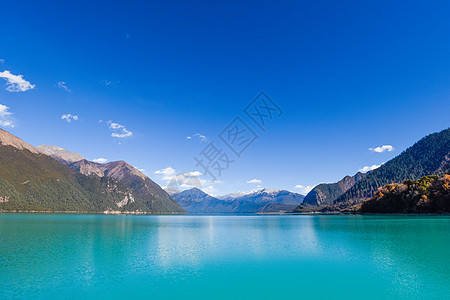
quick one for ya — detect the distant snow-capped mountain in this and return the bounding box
[239,189,304,205]
[172,187,305,213]
[216,191,251,201]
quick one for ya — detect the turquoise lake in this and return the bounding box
[0,214,449,299]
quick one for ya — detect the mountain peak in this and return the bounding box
[260,188,281,194]
[171,187,214,205]
[37,144,84,164]
[217,191,250,201]
[299,172,367,207]
[177,187,207,196]
[0,129,41,154]
[103,160,147,181]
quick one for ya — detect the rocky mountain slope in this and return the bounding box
[0,129,40,153]
[301,172,366,206]
[69,159,183,213]
[37,145,84,164]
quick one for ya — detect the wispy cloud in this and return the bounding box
[61,114,79,123]
[247,179,262,184]
[359,164,381,173]
[186,133,207,142]
[0,59,4,64]
[93,158,108,164]
[294,184,315,195]
[0,104,14,128]
[107,120,133,138]
[57,81,70,92]
[102,80,120,86]
[369,145,394,153]
[0,70,35,92]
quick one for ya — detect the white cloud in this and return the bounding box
[154,167,176,180]
[112,131,132,138]
[61,114,79,123]
[0,70,35,92]
[93,158,108,164]
[179,182,196,188]
[186,171,202,177]
[170,173,203,189]
[294,184,315,195]
[369,145,394,153]
[359,164,381,173]
[57,81,70,92]
[0,59,4,63]
[108,122,123,129]
[154,166,218,192]
[186,133,207,142]
[202,185,217,196]
[106,120,133,138]
[138,168,146,173]
[247,179,262,184]
[0,104,14,128]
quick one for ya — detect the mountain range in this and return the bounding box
[1,126,449,214]
[171,188,305,213]
[0,129,186,214]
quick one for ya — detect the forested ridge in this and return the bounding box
[335,128,450,205]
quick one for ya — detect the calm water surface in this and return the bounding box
[0,214,449,299]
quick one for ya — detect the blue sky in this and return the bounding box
[1,0,450,195]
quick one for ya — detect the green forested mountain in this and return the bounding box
[301,172,366,206]
[335,128,450,205]
[0,130,186,214]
